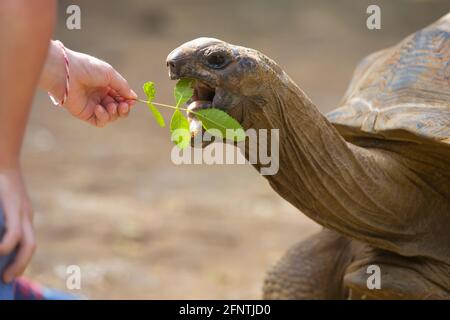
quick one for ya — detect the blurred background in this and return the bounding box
[24,0,449,299]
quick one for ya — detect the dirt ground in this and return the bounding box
[21,0,449,299]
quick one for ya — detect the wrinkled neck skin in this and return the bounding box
[240,72,450,263]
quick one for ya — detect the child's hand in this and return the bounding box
[41,41,137,127]
[0,168,35,283]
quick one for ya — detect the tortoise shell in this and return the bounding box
[327,13,450,146]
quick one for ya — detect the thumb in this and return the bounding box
[107,67,137,100]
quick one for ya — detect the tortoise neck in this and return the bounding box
[244,80,450,263]
[246,80,365,228]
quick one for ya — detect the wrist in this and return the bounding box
[39,40,68,101]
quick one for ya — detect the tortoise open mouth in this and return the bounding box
[183,79,217,137]
[192,80,216,103]
[186,80,216,113]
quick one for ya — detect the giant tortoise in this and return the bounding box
[165,13,450,299]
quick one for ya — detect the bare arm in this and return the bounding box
[0,0,138,283]
[0,0,56,283]
[0,0,56,168]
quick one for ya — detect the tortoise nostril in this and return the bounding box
[166,59,180,79]
[166,59,178,71]
[166,58,182,79]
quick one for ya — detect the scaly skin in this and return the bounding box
[165,15,450,299]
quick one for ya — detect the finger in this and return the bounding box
[107,88,119,100]
[0,205,21,255]
[3,218,36,283]
[107,89,124,103]
[106,102,118,122]
[106,87,117,96]
[94,105,110,127]
[101,94,118,120]
[101,95,116,106]
[108,68,137,100]
[107,88,132,105]
[129,90,137,101]
[86,114,97,127]
[118,102,130,118]
[126,99,137,107]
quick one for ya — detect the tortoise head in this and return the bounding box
[166,38,288,129]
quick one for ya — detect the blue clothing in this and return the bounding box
[0,205,16,300]
[0,205,82,300]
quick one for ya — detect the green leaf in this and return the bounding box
[143,81,156,101]
[143,82,165,127]
[170,108,191,149]
[194,108,246,142]
[174,79,194,108]
[147,102,165,128]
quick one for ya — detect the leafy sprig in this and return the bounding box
[139,80,245,149]
[143,82,165,128]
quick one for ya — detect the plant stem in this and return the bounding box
[135,97,244,135]
[136,98,189,112]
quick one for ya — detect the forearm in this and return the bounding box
[0,0,56,168]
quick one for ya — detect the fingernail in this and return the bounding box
[130,90,137,99]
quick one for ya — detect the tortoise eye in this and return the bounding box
[206,52,229,69]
